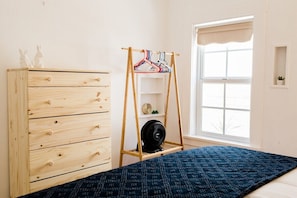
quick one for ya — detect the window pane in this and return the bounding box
[201,108,223,134]
[226,84,250,109]
[227,50,253,77]
[225,110,250,138]
[203,52,226,78]
[204,43,226,52]
[202,83,224,107]
[196,32,253,141]
[227,40,253,50]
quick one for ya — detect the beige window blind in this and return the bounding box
[197,21,253,45]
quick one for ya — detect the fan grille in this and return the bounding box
[139,120,166,153]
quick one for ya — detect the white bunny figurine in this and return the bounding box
[34,45,44,68]
[19,49,33,68]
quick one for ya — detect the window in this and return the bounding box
[193,18,253,143]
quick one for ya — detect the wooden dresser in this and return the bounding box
[7,68,112,198]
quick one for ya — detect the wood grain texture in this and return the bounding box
[29,138,111,182]
[28,86,110,118]
[29,163,111,193]
[29,113,110,150]
[28,71,110,87]
[7,68,111,198]
[7,70,30,197]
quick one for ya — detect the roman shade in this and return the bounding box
[197,21,253,45]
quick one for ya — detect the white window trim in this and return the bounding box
[190,16,254,144]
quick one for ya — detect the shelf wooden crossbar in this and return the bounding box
[121,47,180,56]
[121,143,183,161]
[119,47,184,166]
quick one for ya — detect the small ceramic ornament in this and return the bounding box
[34,45,44,68]
[19,49,33,68]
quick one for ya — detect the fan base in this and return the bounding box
[136,145,164,153]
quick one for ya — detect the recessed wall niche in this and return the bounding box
[273,46,287,86]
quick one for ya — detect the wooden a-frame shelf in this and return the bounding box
[119,47,184,166]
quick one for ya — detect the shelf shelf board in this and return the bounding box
[121,142,183,161]
[140,92,163,95]
[139,113,165,118]
[271,85,288,89]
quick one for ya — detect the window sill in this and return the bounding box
[183,135,257,150]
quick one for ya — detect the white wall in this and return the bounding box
[167,0,297,157]
[262,0,297,156]
[166,0,267,148]
[1,0,297,197]
[0,0,169,197]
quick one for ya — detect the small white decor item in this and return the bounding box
[34,45,44,68]
[276,76,285,85]
[142,103,152,114]
[19,49,33,68]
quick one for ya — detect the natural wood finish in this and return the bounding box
[28,71,110,87]
[119,47,184,166]
[30,163,111,193]
[121,143,183,161]
[7,70,30,197]
[121,47,180,56]
[171,53,184,146]
[29,113,110,150]
[7,67,110,74]
[29,138,111,181]
[28,86,110,118]
[7,68,111,198]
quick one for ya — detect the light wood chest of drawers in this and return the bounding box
[7,68,112,198]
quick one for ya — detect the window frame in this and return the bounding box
[194,35,253,144]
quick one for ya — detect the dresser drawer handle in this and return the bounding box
[47,160,54,166]
[95,78,101,82]
[95,98,101,102]
[46,130,54,135]
[95,125,100,128]
[95,151,100,156]
[46,77,52,82]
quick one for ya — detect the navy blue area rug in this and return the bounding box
[21,146,297,198]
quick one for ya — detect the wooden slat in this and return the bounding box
[30,163,111,194]
[121,47,180,56]
[28,71,110,87]
[7,70,30,198]
[29,113,111,150]
[7,67,110,74]
[28,86,110,118]
[30,138,111,182]
[122,143,183,161]
[141,146,183,160]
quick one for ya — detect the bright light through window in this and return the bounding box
[196,38,253,142]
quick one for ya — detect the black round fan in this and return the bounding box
[139,120,166,153]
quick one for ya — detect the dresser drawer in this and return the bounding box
[29,138,111,182]
[29,113,110,150]
[28,71,110,87]
[29,163,112,194]
[28,86,110,118]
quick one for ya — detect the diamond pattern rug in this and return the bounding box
[21,146,297,198]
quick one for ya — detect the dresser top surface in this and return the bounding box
[7,67,110,74]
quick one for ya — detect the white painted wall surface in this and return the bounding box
[168,0,297,158]
[0,1,168,197]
